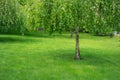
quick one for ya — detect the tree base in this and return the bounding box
[74,57,81,60]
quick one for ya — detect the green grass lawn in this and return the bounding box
[0,33,120,80]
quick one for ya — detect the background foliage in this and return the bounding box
[0,0,120,35]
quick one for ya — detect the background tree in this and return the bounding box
[0,0,25,34]
[87,0,120,36]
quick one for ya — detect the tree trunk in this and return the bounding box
[75,27,81,60]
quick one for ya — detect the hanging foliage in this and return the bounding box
[0,0,25,34]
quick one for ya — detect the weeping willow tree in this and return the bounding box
[39,0,120,60]
[0,0,25,34]
[39,0,88,60]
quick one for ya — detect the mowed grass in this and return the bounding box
[0,32,120,80]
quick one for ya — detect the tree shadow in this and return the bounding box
[0,36,41,43]
[51,49,75,61]
[25,32,52,38]
[49,47,120,68]
[25,32,72,39]
[79,33,115,41]
[6,32,113,40]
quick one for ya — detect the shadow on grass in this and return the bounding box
[25,32,52,38]
[0,36,41,43]
[25,32,72,39]
[79,33,114,41]
[51,50,75,61]
[50,48,120,68]
[2,32,113,41]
